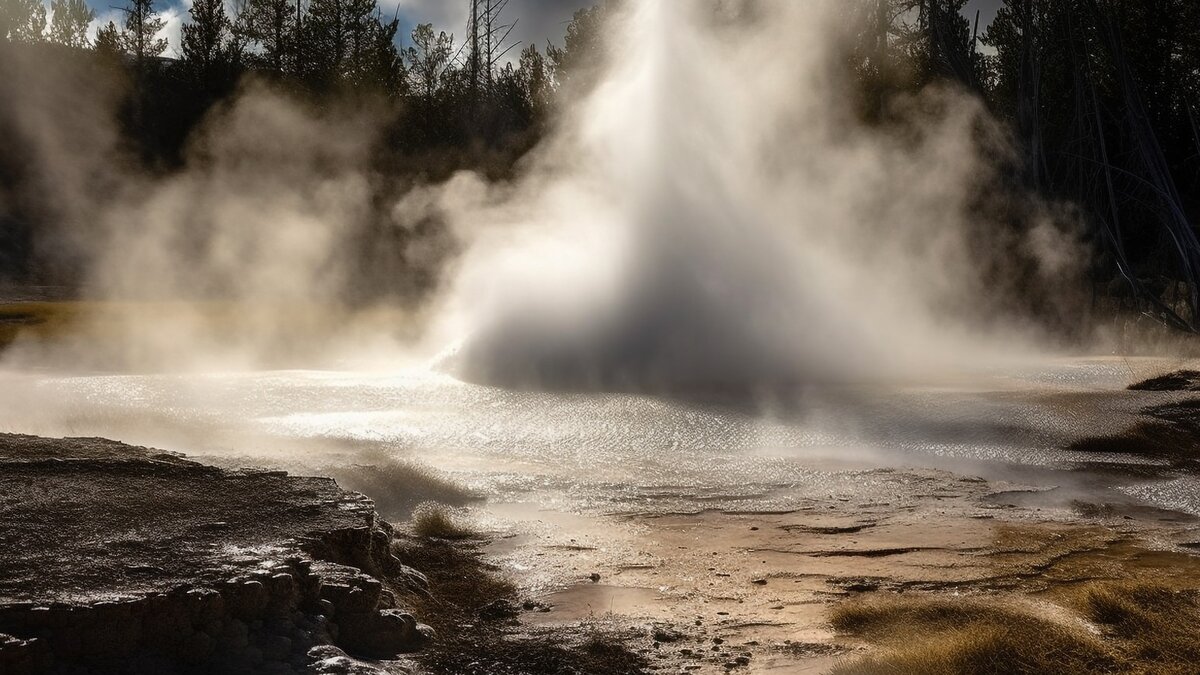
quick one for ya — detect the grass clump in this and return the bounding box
[829,596,1115,675]
[831,583,1200,675]
[318,449,478,522]
[1074,582,1200,673]
[1069,399,1200,466]
[410,501,479,540]
[1068,421,1195,460]
[1128,370,1200,391]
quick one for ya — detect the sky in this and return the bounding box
[965,0,1002,31]
[82,0,1005,59]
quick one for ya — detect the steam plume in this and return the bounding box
[427,0,1080,390]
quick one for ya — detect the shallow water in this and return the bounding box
[0,356,1194,517]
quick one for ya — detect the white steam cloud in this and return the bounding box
[424,0,1081,390]
[1,0,1082,385]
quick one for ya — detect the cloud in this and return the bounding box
[87,8,122,41]
[81,0,589,62]
[159,1,187,57]
[85,0,187,56]
[382,0,593,61]
[490,0,594,51]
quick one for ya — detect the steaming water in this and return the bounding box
[1,2,1194,532]
[0,357,1194,517]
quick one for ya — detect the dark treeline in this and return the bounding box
[0,0,572,297]
[2,0,1200,330]
[4,0,559,166]
[847,0,1200,331]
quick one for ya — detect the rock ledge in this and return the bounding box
[0,434,428,674]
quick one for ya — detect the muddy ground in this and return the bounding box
[3,358,1200,673]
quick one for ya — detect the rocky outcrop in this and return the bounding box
[0,435,431,674]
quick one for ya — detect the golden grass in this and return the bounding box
[830,582,1200,675]
[829,596,1115,675]
[1073,582,1200,674]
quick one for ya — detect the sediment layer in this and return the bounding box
[0,434,429,674]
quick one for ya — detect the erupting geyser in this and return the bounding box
[432,0,1076,392]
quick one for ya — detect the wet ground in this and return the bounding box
[1,356,1199,672]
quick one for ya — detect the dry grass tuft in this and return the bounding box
[1067,420,1195,460]
[410,501,480,540]
[1072,582,1200,673]
[829,582,1200,674]
[829,596,1116,675]
[1069,398,1200,466]
[319,450,478,522]
[1128,370,1200,391]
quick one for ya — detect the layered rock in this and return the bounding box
[0,434,430,674]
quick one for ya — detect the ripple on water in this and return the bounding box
[0,357,1195,515]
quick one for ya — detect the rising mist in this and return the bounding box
[1,0,1087,384]
[429,0,1084,390]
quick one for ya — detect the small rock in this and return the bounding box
[479,599,519,621]
[653,627,682,643]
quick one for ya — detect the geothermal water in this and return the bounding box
[0,1,1192,541]
[0,358,1194,520]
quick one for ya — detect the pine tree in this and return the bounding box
[404,23,452,102]
[516,44,551,114]
[239,0,295,73]
[301,0,378,83]
[121,0,169,64]
[344,12,403,94]
[546,3,614,94]
[48,0,93,48]
[182,0,240,79]
[2,0,47,42]
[94,19,123,56]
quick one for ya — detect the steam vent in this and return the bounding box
[0,435,431,674]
